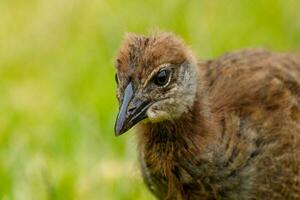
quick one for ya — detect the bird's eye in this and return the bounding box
[115,73,119,84]
[154,69,171,86]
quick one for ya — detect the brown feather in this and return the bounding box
[115,32,300,200]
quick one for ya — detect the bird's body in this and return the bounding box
[114,33,300,200]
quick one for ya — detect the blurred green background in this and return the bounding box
[0,0,299,199]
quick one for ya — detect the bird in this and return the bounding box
[114,32,300,200]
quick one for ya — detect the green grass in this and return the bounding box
[0,0,299,199]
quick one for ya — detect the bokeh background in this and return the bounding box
[0,0,299,199]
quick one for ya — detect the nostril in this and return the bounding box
[127,104,136,114]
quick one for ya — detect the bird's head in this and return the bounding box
[114,32,199,136]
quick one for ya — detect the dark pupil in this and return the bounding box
[155,70,169,86]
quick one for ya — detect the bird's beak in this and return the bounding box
[115,82,151,136]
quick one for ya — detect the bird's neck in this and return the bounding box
[136,89,219,161]
[136,90,220,198]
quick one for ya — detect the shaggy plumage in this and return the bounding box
[114,32,300,200]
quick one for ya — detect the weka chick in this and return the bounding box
[114,32,300,200]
